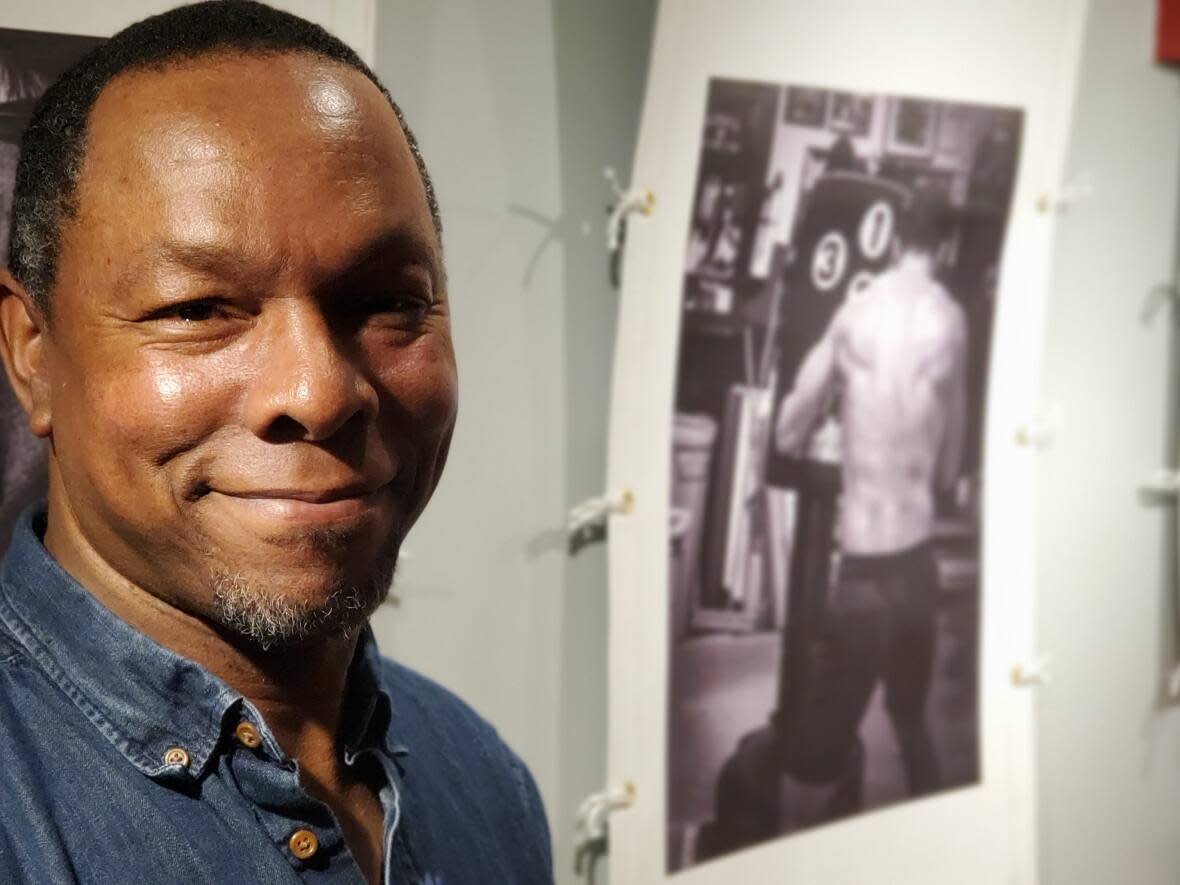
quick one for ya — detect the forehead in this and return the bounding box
[66,51,435,280]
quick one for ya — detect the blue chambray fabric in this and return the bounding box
[0,506,553,884]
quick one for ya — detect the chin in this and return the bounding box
[207,548,397,651]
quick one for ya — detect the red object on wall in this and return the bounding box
[1159,0,1180,63]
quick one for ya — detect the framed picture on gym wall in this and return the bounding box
[886,96,939,156]
[668,78,1022,872]
[827,91,873,137]
[0,27,104,550]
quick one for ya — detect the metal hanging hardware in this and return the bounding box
[604,167,654,287]
[573,782,635,878]
[567,489,634,540]
[1140,468,1180,498]
[1034,172,1093,214]
[605,167,655,252]
[1011,653,1051,687]
[1014,405,1062,449]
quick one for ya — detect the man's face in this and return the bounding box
[38,52,456,645]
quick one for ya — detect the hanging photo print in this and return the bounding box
[668,79,1021,871]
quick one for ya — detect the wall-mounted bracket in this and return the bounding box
[1141,282,1180,324]
[1011,654,1051,687]
[1166,663,1180,700]
[604,166,654,288]
[1015,405,1062,449]
[605,167,654,253]
[1035,172,1093,214]
[573,781,635,877]
[1139,468,1180,497]
[567,488,634,550]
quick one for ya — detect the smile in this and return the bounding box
[212,485,391,525]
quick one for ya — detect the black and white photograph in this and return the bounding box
[0,27,101,550]
[668,79,1022,871]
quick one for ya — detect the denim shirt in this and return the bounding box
[0,508,553,884]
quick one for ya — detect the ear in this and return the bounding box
[0,270,52,438]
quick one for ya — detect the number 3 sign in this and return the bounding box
[810,230,849,292]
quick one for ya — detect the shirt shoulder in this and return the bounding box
[379,656,500,742]
[0,624,87,881]
[376,656,554,883]
[378,655,544,809]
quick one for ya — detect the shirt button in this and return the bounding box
[288,828,319,861]
[162,746,190,768]
[234,721,262,749]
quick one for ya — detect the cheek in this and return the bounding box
[376,339,458,437]
[67,355,234,465]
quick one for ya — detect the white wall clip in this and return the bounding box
[1015,405,1061,449]
[1141,282,1180,324]
[1011,654,1051,687]
[573,782,635,876]
[567,489,634,540]
[1167,663,1180,700]
[1035,172,1093,214]
[1139,468,1180,498]
[604,166,654,254]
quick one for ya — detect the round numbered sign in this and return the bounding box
[858,200,895,261]
[811,231,849,292]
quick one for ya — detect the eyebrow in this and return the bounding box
[335,230,445,291]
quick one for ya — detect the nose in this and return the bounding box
[242,300,378,443]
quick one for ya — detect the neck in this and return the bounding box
[42,474,358,767]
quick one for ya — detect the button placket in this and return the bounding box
[350,744,424,884]
[227,748,346,870]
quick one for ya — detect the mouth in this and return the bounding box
[211,483,392,526]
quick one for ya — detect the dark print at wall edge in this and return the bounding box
[0,27,104,550]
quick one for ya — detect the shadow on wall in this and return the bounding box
[1146,159,1180,714]
[550,0,656,882]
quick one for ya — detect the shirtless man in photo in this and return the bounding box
[774,192,967,804]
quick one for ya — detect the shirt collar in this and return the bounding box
[0,504,396,783]
[341,620,396,758]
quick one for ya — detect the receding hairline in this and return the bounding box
[9,4,443,314]
[85,47,415,164]
[96,44,389,104]
[53,48,443,307]
[79,48,420,180]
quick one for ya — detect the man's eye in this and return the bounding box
[173,302,220,322]
[357,293,430,318]
[154,300,228,323]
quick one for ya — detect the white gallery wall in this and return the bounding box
[604,1,1180,883]
[5,2,1180,884]
[0,2,655,882]
[1034,1,1180,882]
[604,0,1097,882]
[369,2,654,882]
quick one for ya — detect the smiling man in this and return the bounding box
[0,3,551,883]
